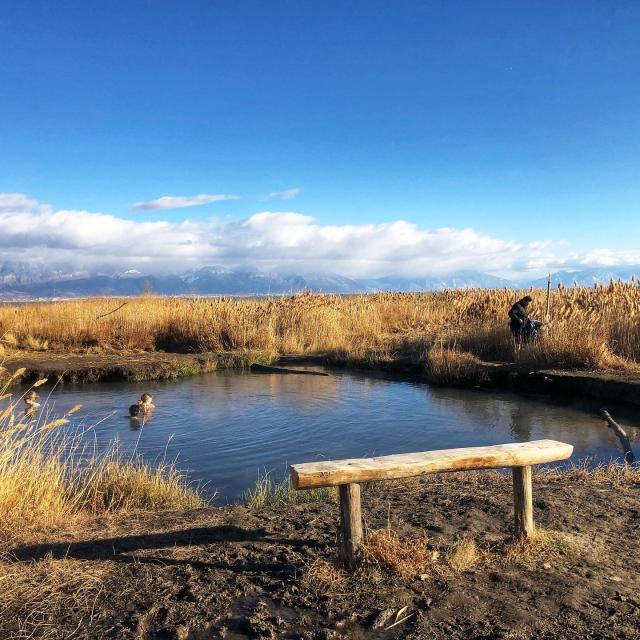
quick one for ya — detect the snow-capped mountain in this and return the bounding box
[0,261,91,287]
[361,271,515,292]
[528,267,640,288]
[1,261,640,299]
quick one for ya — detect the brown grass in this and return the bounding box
[425,345,490,386]
[3,282,640,376]
[363,529,432,578]
[363,526,580,580]
[303,558,347,592]
[447,537,483,572]
[538,459,640,486]
[0,557,112,639]
[501,528,580,567]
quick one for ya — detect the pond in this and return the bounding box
[23,367,640,501]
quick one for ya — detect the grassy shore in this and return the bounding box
[2,285,640,385]
[0,373,205,552]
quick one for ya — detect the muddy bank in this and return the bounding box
[2,469,638,639]
[1,350,275,385]
[3,350,640,407]
[327,352,640,407]
[486,364,640,406]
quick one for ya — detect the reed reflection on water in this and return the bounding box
[32,368,640,501]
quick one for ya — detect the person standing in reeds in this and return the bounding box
[509,296,533,345]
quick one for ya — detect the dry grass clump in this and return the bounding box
[74,456,205,514]
[363,525,577,579]
[516,326,612,369]
[502,529,579,567]
[303,558,347,593]
[446,537,483,572]
[363,529,432,578]
[425,345,490,386]
[538,460,640,487]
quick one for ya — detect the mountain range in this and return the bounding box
[0,262,638,300]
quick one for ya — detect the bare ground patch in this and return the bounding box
[2,469,639,639]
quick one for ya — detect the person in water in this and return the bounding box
[24,390,40,416]
[129,393,155,418]
[508,295,541,344]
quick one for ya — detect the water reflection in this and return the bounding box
[426,385,639,454]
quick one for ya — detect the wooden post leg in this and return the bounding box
[512,465,534,538]
[339,483,363,569]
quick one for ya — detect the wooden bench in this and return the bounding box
[290,439,573,568]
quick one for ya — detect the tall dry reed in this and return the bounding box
[2,281,640,371]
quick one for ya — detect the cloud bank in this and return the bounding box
[1,193,638,278]
[131,193,239,211]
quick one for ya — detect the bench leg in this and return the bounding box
[512,465,534,538]
[339,483,363,569]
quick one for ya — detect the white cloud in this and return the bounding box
[0,193,40,213]
[262,188,300,201]
[1,192,638,278]
[131,193,239,211]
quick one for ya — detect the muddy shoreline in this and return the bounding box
[1,350,275,384]
[3,350,639,407]
[485,363,640,407]
[3,470,639,639]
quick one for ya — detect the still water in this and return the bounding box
[27,368,640,501]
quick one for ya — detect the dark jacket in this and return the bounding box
[508,300,529,332]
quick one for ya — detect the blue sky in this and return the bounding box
[1,1,639,277]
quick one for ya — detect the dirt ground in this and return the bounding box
[2,469,639,639]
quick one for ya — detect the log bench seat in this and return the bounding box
[290,439,573,568]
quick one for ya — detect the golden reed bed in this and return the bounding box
[2,282,640,372]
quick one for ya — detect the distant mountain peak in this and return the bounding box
[2,262,639,300]
[116,269,146,278]
[528,267,640,288]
